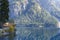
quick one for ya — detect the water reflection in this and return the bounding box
[0,32,16,40]
[50,33,60,40]
[0,27,60,40]
[8,33,15,40]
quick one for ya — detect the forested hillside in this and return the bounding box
[0,0,9,23]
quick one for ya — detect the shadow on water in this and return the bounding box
[50,33,60,40]
[0,32,16,40]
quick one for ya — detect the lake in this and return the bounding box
[0,27,60,40]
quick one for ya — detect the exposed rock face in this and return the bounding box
[37,0,60,21]
[9,0,58,27]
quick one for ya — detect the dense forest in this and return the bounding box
[0,0,9,23]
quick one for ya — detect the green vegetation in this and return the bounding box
[0,0,9,23]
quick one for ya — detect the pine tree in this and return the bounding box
[0,0,9,23]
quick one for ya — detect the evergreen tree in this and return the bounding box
[0,0,9,23]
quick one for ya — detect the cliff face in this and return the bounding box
[8,0,58,27]
[38,0,60,21]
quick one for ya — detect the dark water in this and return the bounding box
[0,27,60,40]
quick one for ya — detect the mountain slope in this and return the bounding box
[9,0,58,27]
[38,0,60,21]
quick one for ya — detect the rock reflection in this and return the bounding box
[8,33,15,40]
[0,27,59,40]
[0,32,16,40]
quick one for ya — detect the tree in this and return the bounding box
[0,0,9,23]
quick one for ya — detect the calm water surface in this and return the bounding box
[0,27,60,40]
